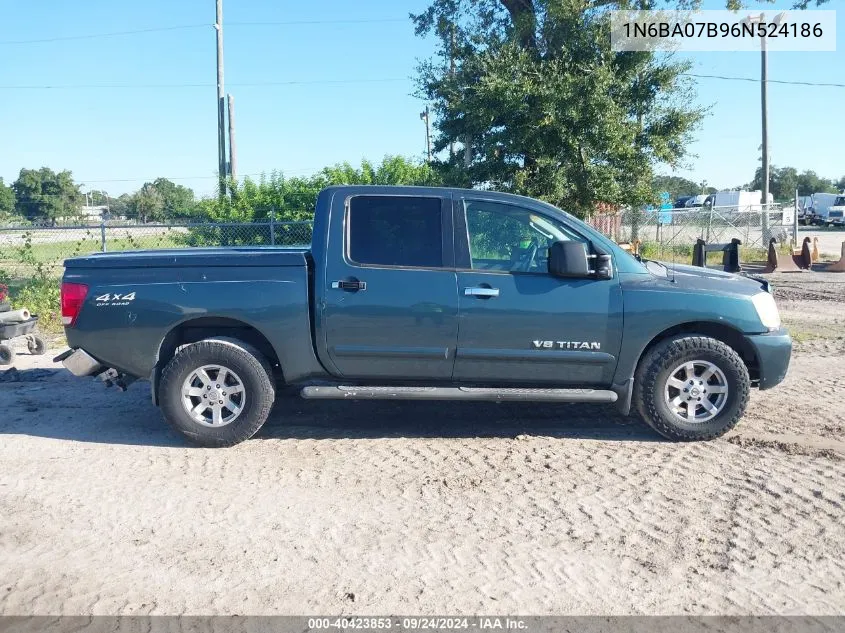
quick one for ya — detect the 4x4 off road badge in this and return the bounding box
[95,292,136,307]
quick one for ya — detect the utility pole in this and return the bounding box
[215,0,227,198]
[449,25,456,158]
[227,93,237,180]
[744,12,783,243]
[760,28,770,242]
[420,106,432,163]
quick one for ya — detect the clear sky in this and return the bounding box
[1,0,842,199]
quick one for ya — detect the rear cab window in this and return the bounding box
[346,195,447,268]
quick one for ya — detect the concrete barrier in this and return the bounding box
[692,238,741,273]
[764,238,804,273]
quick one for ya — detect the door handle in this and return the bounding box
[464,287,500,298]
[332,279,367,291]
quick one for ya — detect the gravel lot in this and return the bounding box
[1,273,844,616]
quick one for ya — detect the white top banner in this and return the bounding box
[610,10,836,52]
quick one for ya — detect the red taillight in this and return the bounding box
[61,282,88,327]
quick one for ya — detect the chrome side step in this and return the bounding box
[300,385,618,403]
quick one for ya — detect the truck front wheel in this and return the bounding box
[159,339,275,447]
[633,335,750,441]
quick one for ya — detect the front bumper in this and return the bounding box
[743,328,792,390]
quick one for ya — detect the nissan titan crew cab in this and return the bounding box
[56,186,791,446]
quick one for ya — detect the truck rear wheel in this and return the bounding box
[159,339,275,447]
[633,335,750,441]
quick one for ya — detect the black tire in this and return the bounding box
[27,335,47,356]
[159,339,275,447]
[0,344,15,366]
[633,335,750,441]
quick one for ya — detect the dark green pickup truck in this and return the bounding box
[56,186,791,446]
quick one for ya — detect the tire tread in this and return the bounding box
[159,339,275,447]
[634,335,750,441]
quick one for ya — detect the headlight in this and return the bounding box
[751,292,781,330]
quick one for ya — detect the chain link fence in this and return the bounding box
[589,203,794,263]
[1,202,797,280]
[0,219,313,279]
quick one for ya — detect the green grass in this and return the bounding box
[0,232,184,337]
[0,234,184,279]
[5,277,63,335]
[635,241,772,265]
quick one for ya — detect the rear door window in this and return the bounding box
[347,195,444,268]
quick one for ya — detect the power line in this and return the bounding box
[0,74,840,91]
[0,78,409,90]
[75,169,328,184]
[229,18,407,26]
[683,73,845,89]
[0,24,206,45]
[0,18,408,45]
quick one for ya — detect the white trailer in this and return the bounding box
[704,190,772,213]
[809,193,840,225]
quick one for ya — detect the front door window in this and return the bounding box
[464,200,583,273]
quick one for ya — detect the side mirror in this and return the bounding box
[549,241,613,279]
[595,253,613,279]
[548,241,590,278]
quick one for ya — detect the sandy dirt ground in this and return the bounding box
[1,274,844,616]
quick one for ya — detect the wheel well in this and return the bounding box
[637,322,760,383]
[156,317,281,375]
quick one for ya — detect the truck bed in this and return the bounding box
[65,246,310,269]
[62,246,323,384]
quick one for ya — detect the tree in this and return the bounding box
[0,178,15,221]
[319,155,442,188]
[836,175,845,192]
[127,183,164,223]
[13,167,82,224]
[412,0,704,217]
[652,175,708,200]
[185,157,439,246]
[110,194,132,219]
[87,190,111,205]
[749,165,798,201]
[193,156,440,224]
[796,170,837,197]
[152,178,195,218]
[748,166,837,199]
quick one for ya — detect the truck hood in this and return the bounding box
[645,261,769,297]
[64,247,310,269]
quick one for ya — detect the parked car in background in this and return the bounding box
[674,196,694,209]
[684,194,708,208]
[797,195,813,225]
[828,195,845,227]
